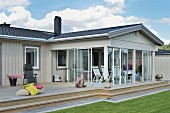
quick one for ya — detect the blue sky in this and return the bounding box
[28,0,170,20]
[0,0,170,44]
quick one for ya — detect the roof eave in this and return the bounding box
[0,35,49,42]
[141,26,164,46]
[108,24,142,38]
[51,33,109,42]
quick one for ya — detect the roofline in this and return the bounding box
[0,33,108,42]
[50,33,108,42]
[155,49,170,55]
[108,24,141,38]
[0,34,49,42]
[155,53,170,55]
[0,24,164,45]
[108,24,164,46]
[141,25,164,46]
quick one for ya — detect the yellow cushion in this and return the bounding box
[26,85,39,96]
[23,83,34,89]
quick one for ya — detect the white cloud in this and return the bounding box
[0,0,156,36]
[159,18,170,25]
[104,0,125,14]
[0,0,30,9]
[0,6,31,27]
[22,6,147,32]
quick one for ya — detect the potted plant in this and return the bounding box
[104,79,111,88]
[138,65,142,81]
[7,74,23,86]
[155,74,164,81]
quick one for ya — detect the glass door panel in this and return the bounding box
[114,48,121,85]
[68,49,91,84]
[68,49,74,82]
[121,49,128,84]
[108,48,113,80]
[77,49,91,83]
[76,49,84,79]
[88,49,92,83]
[143,51,152,81]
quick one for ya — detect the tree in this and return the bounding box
[159,43,170,50]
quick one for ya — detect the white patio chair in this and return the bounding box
[123,70,132,83]
[114,67,120,84]
[92,66,102,82]
[101,65,104,74]
[100,65,105,81]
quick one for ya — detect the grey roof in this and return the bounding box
[54,23,142,39]
[0,23,164,46]
[156,49,170,55]
[0,24,54,40]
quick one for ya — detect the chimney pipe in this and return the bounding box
[54,16,61,35]
[1,22,11,27]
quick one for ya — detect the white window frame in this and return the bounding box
[57,50,67,68]
[24,46,39,69]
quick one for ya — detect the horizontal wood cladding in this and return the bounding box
[52,50,66,82]
[1,39,51,86]
[155,55,170,80]
[53,69,67,82]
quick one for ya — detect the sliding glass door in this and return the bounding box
[77,49,91,83]
[110,48,129,85]
[68,48,92,84]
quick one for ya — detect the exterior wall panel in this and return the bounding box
[0,43,2,86]
[54,69,66,82]
[50,38,110,50]
[111,32,158,51]
[52,50,66,82]
[1,39,51,86]
[155,55,170,80]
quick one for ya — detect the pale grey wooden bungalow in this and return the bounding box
[0,16,164,86]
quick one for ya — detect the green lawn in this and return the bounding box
[49,90,170,113]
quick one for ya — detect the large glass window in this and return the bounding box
[57,50,67,67]
[25,46,39,69]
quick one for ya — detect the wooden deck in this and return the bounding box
[0,81,169,113]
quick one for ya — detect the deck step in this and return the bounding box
[0,81,169,113]
[0,93,99,113]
